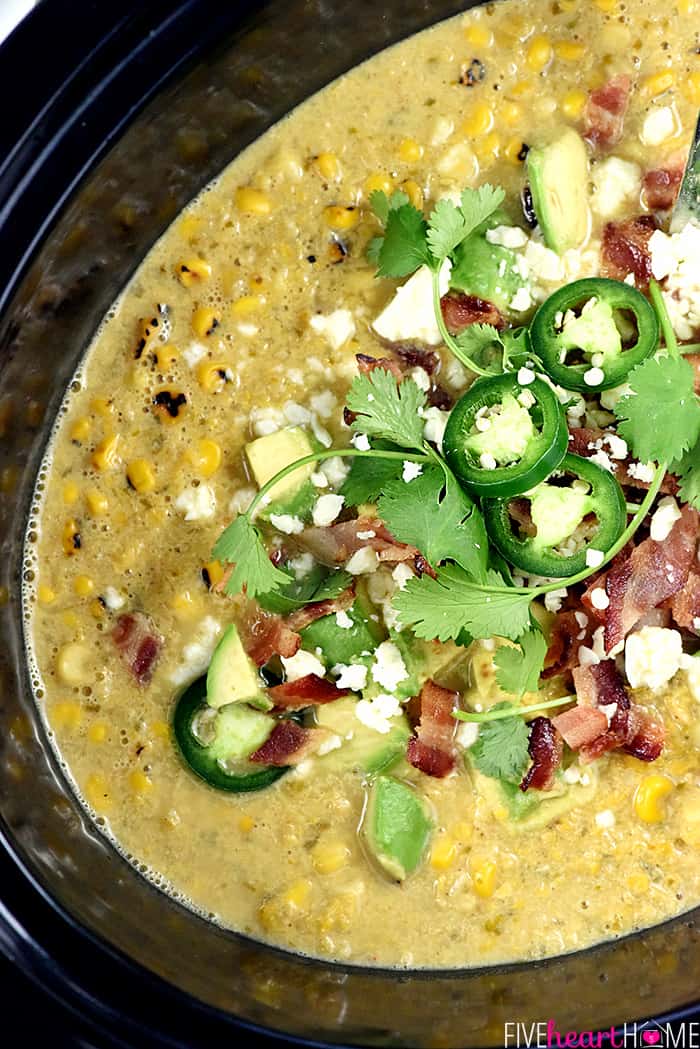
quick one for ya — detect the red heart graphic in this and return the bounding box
[642,1032,661,1045]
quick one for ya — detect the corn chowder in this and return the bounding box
[26,0,700,968]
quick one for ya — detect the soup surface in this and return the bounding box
[28,0,700,968]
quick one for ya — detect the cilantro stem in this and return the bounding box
[431,268,492,378]
[453,694,574,722]
[246,447,430,520]
[649,279,679,358]
[680,342,700,354]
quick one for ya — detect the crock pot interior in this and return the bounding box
[0,1,698,1045]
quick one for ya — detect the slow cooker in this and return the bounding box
[1,2,700,1046]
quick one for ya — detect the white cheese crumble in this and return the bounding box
[590,587,610,611]
[351,432,371,452]
[510,287,533,313]
[335,610,353,629]
[409,367,431,392]
[422,406,450,451]
[605,434,628,460]
[650,496,682,542]
[281,649,326,682]
[627,461,656,484]
[268,513,305,535]
[595,809,616,829]
[345,547,380,575]
[183,341,207,368]
[320,456,350,487]
[311,471,328,488]
[544,588,568,613]
[585,548,605,569]
[485,225,528,249]
[402,461,423,482]
[392,563,414,589]
[640,105,676,147]
[583,366,605,387]
[309,390,336,419]
[102,586,126,611]
[599,383,632,411]
[174,485,216,521]
[456,721,480,749]
[517,366,536,385]
[312,493,344,527]
[372,260,451,346]
[355,693,402,734]
[370,640,409,693]
[250,406,284,437]
[332,662,369,691]
[169,617,222,686]
[591,157,641,220]
[445,356,470,390]
[624,626,683,691]
[649,222,700,340]
[479,452,498,470]
[309,309,356,350]
[317,734,343,757]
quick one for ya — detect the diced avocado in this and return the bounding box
[468,762,599,830]
[300,592,385,667]
[528,482,593,550]
[206,702,275,763]
[559,298,622,363]
[206,623,272,711]
[245,426,317,519]
[463,394,536,465]
[527,128,589,254]
[315,697,410,775]
[363,776,432,881]
[450,219,528,315]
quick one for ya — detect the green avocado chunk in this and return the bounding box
[244,425,317,520]
[206,623,272,711]
[315,697,411,775]
[300,591,385,667]
[527,128,589,254]
[363,775,433,881]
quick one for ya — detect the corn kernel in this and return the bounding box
[52,700,82,731]
[129,769,153,793]
[73,575,94,597]
[70,417,91,442]
[89,599,105,619]
[634,774,674,823]
[86,487,108,517]
[186,438,221,477]
[504,137,527,164]
[398,138,424,164]
[684,71,700,107]
[627,871,650,895]
[430,836,457,870]
[452,820,473,845]
[92,434,121,471]
[474,132,501,163]
[593,0,617,10]
[191,306,220,339]
[231,294,265,317]
[642,70,674,98]
[57,643,90,685]
[464,23,493,48]
[471,858,497,898]
[526,36,553,73]
[235,187,272,216]
[62,519,81,556]
[311,841,350,875]
[176,256,212,287]
[501,100,522,125]
[196,360,231,393]
[154,343,179,369]
[283,879,312,908]
[61,611,80,630]
[88,722,107,743]
[462,102,493,138]
[323,205,360,231]
[178,214,203,241]
[38,584,56,604]
[314,152,341,180]
[678,0,697,11]
[84,773,111,813]
[126,459,156,494]
[63,480,79,504]
[562,89,588,120]
[555,40,585,62]
[510,79,534,98]
[239,814,255,833]
[400,179,424,210]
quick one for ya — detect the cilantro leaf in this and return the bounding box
[470,703,530,783]
[345,370,427,450]
[614,355,700,464]
[341,441,405,505]
[377,463,488,579]
[369,188,409,225]
[376,203,431,279]
[459,184,506,239]
[673,441,700,510]
[426,198,467,262]
[494,628,547,697]
[212,515,291,599]
[451,323,505,375]
[392,566,533,642]
[311,570,354,601]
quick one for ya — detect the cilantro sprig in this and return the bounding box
[494,626,548,697]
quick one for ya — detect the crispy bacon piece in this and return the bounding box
[366,345,452,409]
[295,516,427,572]
[240,608,301,667]
[670,570,700,633]
[643,166,684,211]
[583,74,631,150]
[601,215,657,289]
[356,353,403,379]
[406,679,458,778]
[542,609,593,680]
[386,343,439,374]
[285,587,356,632]
[268,674,350,710]
[112,612,163,685]
[568,426,679,495]
[552,704,609,750]
[567,662,664,763]
[249,720,327,766]
[440,292,504,334]
[624,710,665,762]
[520,717,564,792]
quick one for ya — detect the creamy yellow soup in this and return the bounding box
[26,0,700,969]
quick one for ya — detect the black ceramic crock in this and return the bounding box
[0,3,699,1046]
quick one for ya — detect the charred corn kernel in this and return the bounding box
[26,399,44,427]
[191,306,220,339]
[323,204,360,231]
[176,256,211,287]
[38,584,56,604]
[398,138,423,164]
[627,871,650,895]
[57,643,90,685]
[73,575,94,597]
[452,820,473,845]
[129,769,153,793]
[186,438,221,477]
[562,89,588,120]
[464,23,493,47]
[283,879,312,908]
[474,132,500,163]
[684,71,700,107]
[90,397,112,417]
[593,0,617,10]
[504,137,527,164]
[555,40,585,61]
[430,836,457,870]
[526,35,553,73]
[85,774,111,812]
[235,187,272,215]
[52,700,82,731]
[178,214,203,240]
[642,70,674,98]
[314,152,341,180]
[62,481,79,505]
[238,814,255,833]
[501,100,522,125]
[92,434,121,471]
[62,519,81,556]
[202,560,225,587]
[471,858,497,898]
[364,172,394,196]
[154,343,179,368]
[86,487,108,517]
[231,294,265,316]
[126,459,156,493]
[634,774,674,823]
[196,360,230,393]
[89,599,105,620]
[70,417,91,442]
[462,101,493,137]
[400,179,423,210]
[88,722,107,744]
[311,841,350,875]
